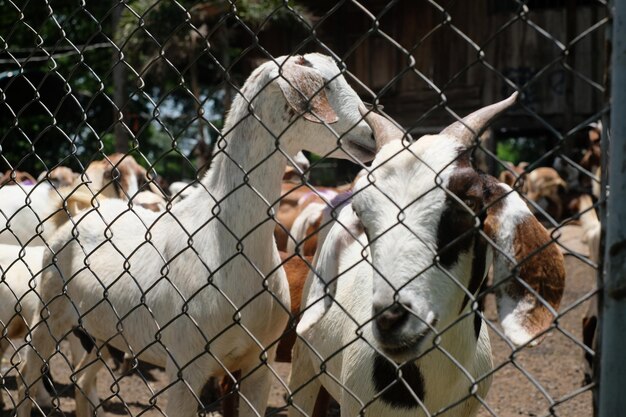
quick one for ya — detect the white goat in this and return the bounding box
[16,53,376,417]
[290,95,565,417]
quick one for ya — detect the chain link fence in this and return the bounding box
[0,1,614,416]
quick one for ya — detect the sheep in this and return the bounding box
[289,94,565,417]
[15,53,377,417]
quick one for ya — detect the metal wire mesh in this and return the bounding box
[0,1,610,417]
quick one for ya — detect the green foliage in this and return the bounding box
[0,0,310,181]
[496,135,555,170]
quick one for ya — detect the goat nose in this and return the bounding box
[374,303,409,333]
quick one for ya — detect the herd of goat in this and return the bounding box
[0,53,601,417]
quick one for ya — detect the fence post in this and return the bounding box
[599,0,626,416]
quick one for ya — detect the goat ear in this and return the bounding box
[297,203,362,336]
[276,56,338,125]
[482,176,565,347]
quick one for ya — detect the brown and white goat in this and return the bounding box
[290,94,565,417]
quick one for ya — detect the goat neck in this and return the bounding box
[173,72,290,252]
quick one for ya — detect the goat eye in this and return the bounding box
[463,198,480,212]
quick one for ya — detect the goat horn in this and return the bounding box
[358,103,404,151]
[440,92,519,147]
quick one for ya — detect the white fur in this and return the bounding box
[132,190,167,211]
[0,183,65,246]
[168,181,196,203]
[577,194,601,263]
[0,245,45,354]
[0,244,54,409]
[292,151,310,172]
[292,205,492,417]
[16,53,375,417]
[591,166,601,200]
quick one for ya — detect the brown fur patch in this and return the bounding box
[481,174,508,240]
[303,216,321,257]
[274,182,338,252]
[47,166,77,188]
[481,174,565,339]
[90,153,149,199]
[510,216,565,334]
[437,166,483,267]
[275,253,313,363]
[7,317,27,339]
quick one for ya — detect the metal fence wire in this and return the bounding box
[0,1,614,417]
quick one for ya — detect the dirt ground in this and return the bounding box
[0,224,597,417]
